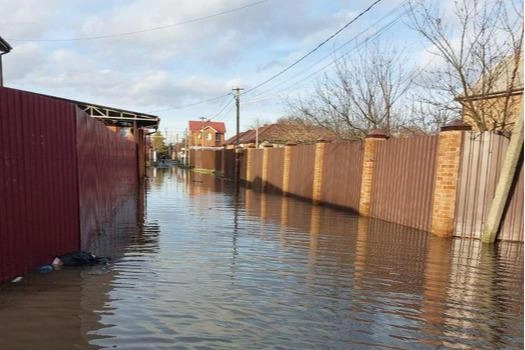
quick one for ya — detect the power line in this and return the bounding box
[242,0,384,96]
[213,98,234,120]
[147,93,232,113]
[6,0,267,42]
[243,7,406,104]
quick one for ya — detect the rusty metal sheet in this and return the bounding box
[320,142,364,212]
[370,135,439,232]
[455,132,523,241]
[0,87,80,282]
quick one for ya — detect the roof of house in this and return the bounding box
[225,122,335,145]
[189,120,226,133]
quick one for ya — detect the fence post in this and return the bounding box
[262,142,273,191]
[282,141,296,195]
[245,143,256,186]
[430,119,471,237]
[312,139,328,205]
[359,129,387,216]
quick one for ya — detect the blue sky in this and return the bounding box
[1,0,452,141]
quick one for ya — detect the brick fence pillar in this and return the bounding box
[282,141,296,195]
[312,139,328,205]
[245,143,256,186]
[262,142,273,191]
[359,129,388,216]
[430,120,471,237]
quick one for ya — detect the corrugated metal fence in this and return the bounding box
[288,144,316,200]
[76,108,138,250]
[320,142,364,212]
[0,88,80,282]
[190,130,522,242]
[455,132,524,241]
[0,87,138,282]
[266,148,285,192]
[370,135,439,232]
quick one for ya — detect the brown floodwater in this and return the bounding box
[0,168,523,349]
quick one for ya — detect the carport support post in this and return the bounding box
[312,139,328,205]
[262,143,273,191]
[359,129,387,216]
[430,120,471,238]
[282,141,296,195]
[138,128,145,180]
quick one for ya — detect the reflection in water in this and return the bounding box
[0,169,522,349]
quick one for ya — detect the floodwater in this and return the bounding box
[0,168,523,350]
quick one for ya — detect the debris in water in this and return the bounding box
[39,265,54,273]
[53,251,111,267]
[11,276,23,283]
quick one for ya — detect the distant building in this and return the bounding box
[188,120,226,148]
[458,55,523,133]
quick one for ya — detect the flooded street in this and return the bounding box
[0,167,523,349]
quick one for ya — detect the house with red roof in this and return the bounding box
[188,120,226,148]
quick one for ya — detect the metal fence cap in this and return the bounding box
[366,128,388,139]
[441,119,472,132]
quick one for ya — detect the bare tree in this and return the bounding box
[286,43,415,139]
[408,0,523,133]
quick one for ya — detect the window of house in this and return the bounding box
[207,133,212,141]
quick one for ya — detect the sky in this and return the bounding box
[0,0,476,142]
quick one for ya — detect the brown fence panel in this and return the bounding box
[370,135,438,232]
[76,108,138,250]
[320,142,363,211]
[225,149,237,180]
[0,87,80,282]
[250,149,264,190]
[288,144,316,200]
[455,132,523,241]
[190,149,223,172]
[266,148,284,192]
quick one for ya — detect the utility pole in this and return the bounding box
[232,87,244,145]
[232,87,244,185]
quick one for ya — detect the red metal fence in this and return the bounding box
[0,88,79,282]
[76,108,137,249]
[0,87,138,282]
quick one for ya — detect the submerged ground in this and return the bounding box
[0,168,522,349]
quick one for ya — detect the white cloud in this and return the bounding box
[0,0,456,133]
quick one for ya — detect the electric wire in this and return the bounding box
[243,8,406,104]
[147,93,232,113]
[241,0,385,96]
[6,0,267,42]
